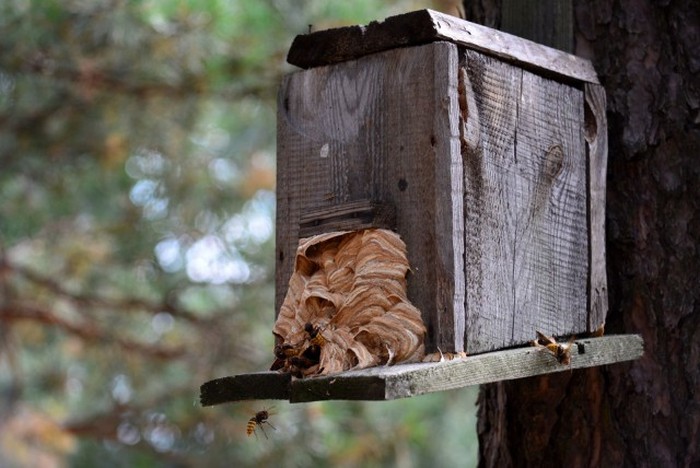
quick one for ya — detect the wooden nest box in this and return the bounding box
[276,9,608,356]
[199,9,636,406]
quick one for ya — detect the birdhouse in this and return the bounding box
[200,10,640,406]
[275,9,608,356]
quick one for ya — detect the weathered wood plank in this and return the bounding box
[199,372,291,406]
[290,334,643,402]
[512,69,588,342]
[461,51,519,353]
[426,41,465,352]
[584,83,608,331]
[298,200,396,238]
[461,49,588,352]
[276,42,464,352]
[199,335,643,404]
[288,9,598,84]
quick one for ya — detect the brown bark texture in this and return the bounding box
[465,1,700,467]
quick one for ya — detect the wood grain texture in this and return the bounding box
[460,51,518,353]
[297,200,396,237]
[288,9,598,84]
[429,42,466,352]
[461,49,589,352]
[276,42,464,352]
[291,334,642,402]
[512,68,588,341]
[584,83,608,331]
[198,335,642,404]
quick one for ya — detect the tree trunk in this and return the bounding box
[464,0,700,466]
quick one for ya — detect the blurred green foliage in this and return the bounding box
[0,0,477,466]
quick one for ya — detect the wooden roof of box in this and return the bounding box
[287,9,599,85]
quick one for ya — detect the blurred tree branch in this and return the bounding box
[6,259,205,323]
[0,56,277,102]
[0,303,185,360]
[61,382,196,437]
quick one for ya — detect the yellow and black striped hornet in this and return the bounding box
[533,331,576,366]
[304,322,327,347]
[246,408,276,439]
[270,343,299,371]
[269,323,328,377]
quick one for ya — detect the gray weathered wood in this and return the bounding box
[461,49,589,353]
[291,334,642,402]
[460,52,518,353]
[276,42,465,352]
[288,9,598,85]
[512,66,588,340]
[198,335,642,404]
[298,199,396,238]
[584,83,608,331]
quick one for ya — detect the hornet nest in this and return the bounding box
[271,228,426,377]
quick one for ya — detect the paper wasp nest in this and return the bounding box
[271,228,426,377]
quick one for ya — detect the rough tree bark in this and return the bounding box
[464,1,700,466]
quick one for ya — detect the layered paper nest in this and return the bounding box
[271,228,426,377]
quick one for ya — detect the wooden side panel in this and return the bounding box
[276,42,464,352]
[276,48,391,315]
[584,83,608,331]
[512,71,588,342]
[461,49,588,353]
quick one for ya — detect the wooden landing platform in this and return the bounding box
[200,334,643,405]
